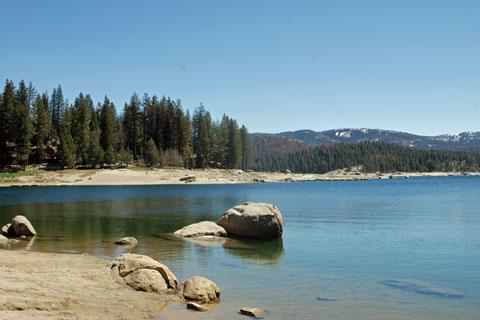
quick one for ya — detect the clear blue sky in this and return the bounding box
[1,0,479,135]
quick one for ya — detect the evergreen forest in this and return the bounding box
[0,80,251,170]
[252,140,480,173]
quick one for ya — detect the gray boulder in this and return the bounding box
[124,269,168,293]
[11,215,36,236]
[114,237,138,246]
[218,202,285,239]
[174,221,227,238]
[177,276,221,303]
[111,253,178,289]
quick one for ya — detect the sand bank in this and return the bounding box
[1,167,477,187]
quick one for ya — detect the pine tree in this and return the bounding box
[57,127,76,169]
[0,80,16,167]
[144,138,160,167]
[14,80,33,170]
[99,97,113,150]
[226,119,240,169]
[71,93,91,165]
[192,104,213,168]
[50,85,65,138]
[88,132,104,168]
[33,93,52,148]
[240,125,251,170]
[122,93,142,160]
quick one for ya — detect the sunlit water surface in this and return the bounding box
[1,176,479,319]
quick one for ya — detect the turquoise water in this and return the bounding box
[1,177,479,319]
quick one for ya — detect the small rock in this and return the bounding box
[2,223,16,237]
[0,235,8,242]
[186,302,208,312]
[240,307,267,317]
[174,221,227,238]
[177,276,221,303]
[114,237,138,246]
[11,215,36,236]
[20,235,26,239]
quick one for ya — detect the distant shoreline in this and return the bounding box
[0,167,478,188]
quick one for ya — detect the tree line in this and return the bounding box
[252,142,480,173]
[0,79,251,170]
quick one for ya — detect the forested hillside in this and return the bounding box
[252,142,480,173]
[277,128,480,151]
[0,79,251,170]
[251,134,307,156]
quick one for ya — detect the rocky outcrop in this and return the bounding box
[111,253,178,291]
[177,276,221,303]
[240,307,267,317]
[114,237,138,246]
[174,221,227,238]
[218,202,285,239]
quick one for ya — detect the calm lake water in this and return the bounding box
[1,177,479,319]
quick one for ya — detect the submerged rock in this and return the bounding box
[240,307,267,317]
[186,302,209,312]
[380,279,464,299]
[11,215,36,236]
[177,276,221,303]
[174,221,227,238]
[112,253,178,290]
[114,237,138,246]
[218,202,285,239]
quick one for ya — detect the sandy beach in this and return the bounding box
[0,249,185,320]
[1,167,477,187]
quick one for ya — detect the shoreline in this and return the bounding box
[1,167,478,187]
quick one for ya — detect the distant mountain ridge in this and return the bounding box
[258,128,480,152]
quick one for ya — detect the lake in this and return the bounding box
[1,176,479,319]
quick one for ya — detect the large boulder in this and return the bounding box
[217,202,285,239]
[11,215,36,236]
[177,276,221,303]
[174,221,227,238]
[124,269,168,293]
[111,253,178,289]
